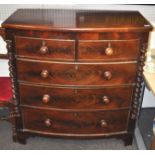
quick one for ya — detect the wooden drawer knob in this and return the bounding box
[104,71,112,80]
[105,47,113,56]
[100,120,107,127]
[102,96,110,104]
[40,41,48,54]
[75,65,79,71]
[45,118,52,127]
[42,94,50,103]
[41,69,49,78]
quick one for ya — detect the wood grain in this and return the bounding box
[22,107,129,135]
[19,83,133,110]
[78,39,140,62]
[17,59,138,86]
[2,9,152,32]
[15,36,75,61]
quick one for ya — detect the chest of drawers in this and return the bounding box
[1,9,153,145]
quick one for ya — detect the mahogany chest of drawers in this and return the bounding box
[1,9,153,145]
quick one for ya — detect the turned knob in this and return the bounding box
[104,71,112,80]
[45,118,52,127]
[105,47,113,56]
[75,65,79,71]
[41,70,49,78]
[100,120,107,127]
[102,96,110,104]
[39,41,48,54]
[42,94,50,103]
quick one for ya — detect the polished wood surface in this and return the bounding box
[2,9,152,145]
[5,29,149,40]
[15,36,75,61]
[17,59,137,86]
[15,36,141,62]
[78,39,140,62]
[19,84,133,110]
[2,9,152,32]
[22,107,129,134]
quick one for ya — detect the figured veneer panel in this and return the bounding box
[78,39,140,62]
[17,59,138,86]
[22,107,129,135]
[19,84,133,110]
[15,36,75,61]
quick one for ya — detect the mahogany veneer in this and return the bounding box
[15,36,75,61]
[22,107,129,135]
[78,39,140,61]
[1,9,153,145]
[17,59,138,86]
[19,84,133,110]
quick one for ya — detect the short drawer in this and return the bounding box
[22,107,129,135]
[19,84,133,110]
[15,36,75,61]
[78,39,140,62]
[17,59,137,86]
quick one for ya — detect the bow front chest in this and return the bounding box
[1,9,153,145]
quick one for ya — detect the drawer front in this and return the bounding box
[17,59,137,86]
[22,107,129,134]
[15,36,75,61]
[78,39,140,62]
[19,84,133,110]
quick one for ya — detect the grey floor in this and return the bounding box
[138,108,155,149]
[0,121,137,150]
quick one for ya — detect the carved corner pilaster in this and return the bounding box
[6,39,21,140]
[130,43,147,120]
[7,39,20,117]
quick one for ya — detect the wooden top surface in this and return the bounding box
[144,72,155,96]
[2,9,153,32]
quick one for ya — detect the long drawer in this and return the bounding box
[19,84,133,110]
[15,36,75,61]
[17,59,137,86]
[22,107,129,135]
[78,39,140,62]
